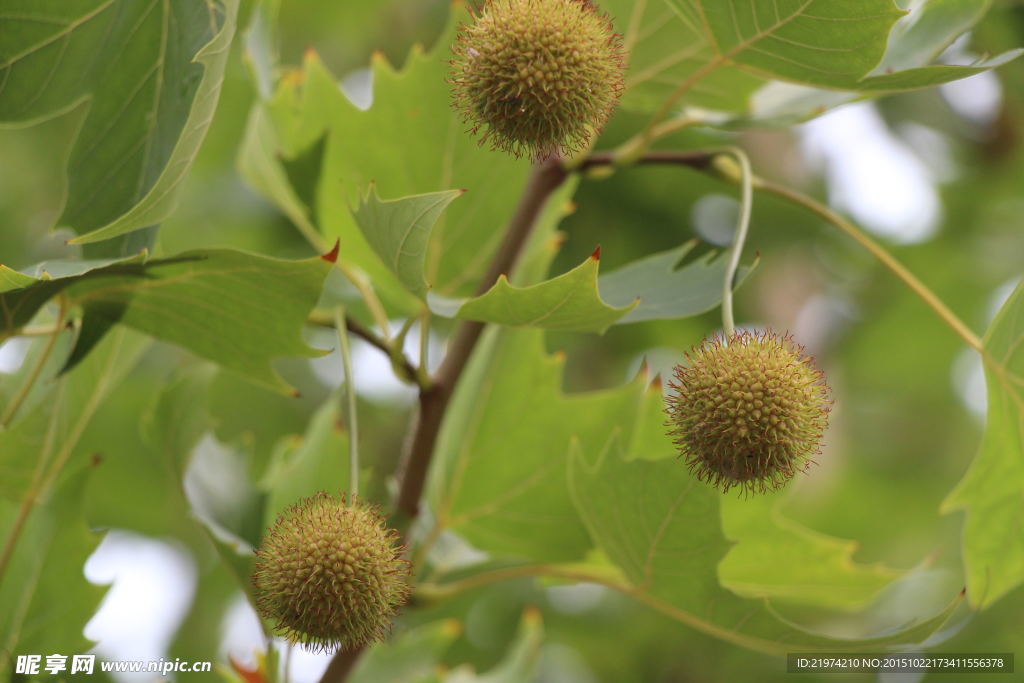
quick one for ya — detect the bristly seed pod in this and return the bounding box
[252,493,411,652]
[666,330,832,495]
[449,0,626,160]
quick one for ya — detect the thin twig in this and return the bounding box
[755,180,983,352]
[582,149,983,352]
[578,149,714,172]
[717,149,753,338]
[617,57,726,162]
[308,312,422,388]
[416,563,630,603]
[9,323,68,338]
[334,307,360,498]
[337,263,393,341]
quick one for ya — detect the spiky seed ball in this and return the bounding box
[252,493,411,652]
[450,0,625,160]
[666,330,832,495]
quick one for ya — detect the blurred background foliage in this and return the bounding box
[1,0,1023,681]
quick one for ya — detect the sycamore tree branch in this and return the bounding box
[393,156,570,523]
[318,649,362,683]
[579,149,714,172]
[308,311,423,388]
[318,156,569,683]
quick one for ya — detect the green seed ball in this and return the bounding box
[665,331,832,495]
[449,0,626,160]
[252,493,411,652]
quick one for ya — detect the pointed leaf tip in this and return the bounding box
[229,656,266,683]
[590,245,602,261]
[322,239,340,263]
[303,46,318,61]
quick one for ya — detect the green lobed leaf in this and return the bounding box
[733,0,1022,127]
[0,464,107,673]
[0,255,146,335]
[874,0,992,73]
[856,0,1022,91]
[244,4,541,305]
[1,248,333,392]
[453,250,636,333]
[0,0,239,244]
[671,0,905,89]
[206,366,329,470]
[568,433,963,653]
[942,280,1024,609]
[352,187,467,299]
[599,241,757,323]
[719,493,898,611]
[426,326,650,562]
[603,0,763,114]
[602,0,1019,128]
[429,242,754,332]
[236,102,322,243]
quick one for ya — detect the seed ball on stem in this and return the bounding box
[665,330,832,495]
[252,492,411,652]
[449,0,626,160]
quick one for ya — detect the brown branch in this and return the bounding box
[393,156,569,522]
[318,647,362,683]
[578,149,715,172]
[345,317,423,386]
[317,156,569,683]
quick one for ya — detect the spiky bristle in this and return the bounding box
[449,0,625,160]
[665,330,832,495]
[252,493,411,652]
